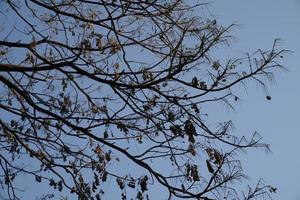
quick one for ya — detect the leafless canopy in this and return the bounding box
[0,0,286,199]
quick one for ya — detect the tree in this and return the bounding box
[0,0,286,199]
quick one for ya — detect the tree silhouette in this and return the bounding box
[0,1,286,199]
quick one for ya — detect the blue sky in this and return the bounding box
[211,0,300,199]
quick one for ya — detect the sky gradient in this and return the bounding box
[212,0,300,199]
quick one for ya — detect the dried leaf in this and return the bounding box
[95,145,102,154]
[117,178,125,190]
[206,160,214,173]
[185,120,196,143]
[214,151,223,165]
[191,165,200,182]
[35,175,42,182]
[127,181,135,188]
[212,60,220,70]
[140,176,148,192]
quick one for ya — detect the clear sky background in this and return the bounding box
[211,0,300,199]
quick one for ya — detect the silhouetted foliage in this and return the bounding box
[0,0,286,199]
